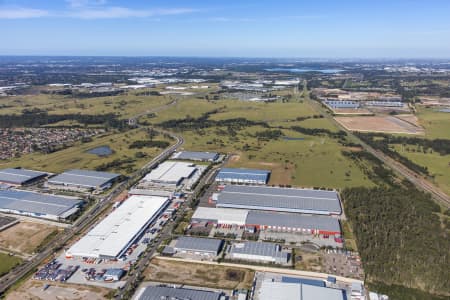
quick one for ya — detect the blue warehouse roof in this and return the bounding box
[216,168,270,183]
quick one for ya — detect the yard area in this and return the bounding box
[0,222,59,255]
[144,258,255,290]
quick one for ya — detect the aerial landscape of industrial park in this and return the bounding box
[0,1,450,300]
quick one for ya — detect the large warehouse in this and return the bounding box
[135,286,223,300]
[67,195,168,259]
[191,207,341,235]
[173,236,224,257]
[142,161,198,187]
[0,189,82,220]
[171,151,219,162]
[215,185,342,215]
[0,168,48,186]
[48,169,120,192]
[257,280,346,300]
[228,241,289,264]
[215,168,270,184]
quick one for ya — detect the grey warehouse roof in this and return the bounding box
[0,189,82,217]
[48,169,120,189]
[173,151,218,161]
[230,241,288,260]
[175,236,223,253]
[137,286,222,300]
[217,185,341,215]
[0,168,47,185]
[246,211,341,233]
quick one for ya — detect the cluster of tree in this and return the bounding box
[159,109,269,131]
[95,157,136,172]
[254,129,283,141]
[342,186,450,299]
[0,109,127,129]
[341,150,395,186]
[359,133,450,156]
[128,140,170,149]
[357,133,433,176]
[291,126,347,139]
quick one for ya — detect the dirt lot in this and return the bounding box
[6,280,111,300]
[0,222,59,254]
[335,115,424,134]
[145,257,254,289]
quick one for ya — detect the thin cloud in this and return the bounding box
[66,0,108,8]
[68,7,198,19]
[208,15,325,23]
[0,7,49,19]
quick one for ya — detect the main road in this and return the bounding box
[0,119,184,296]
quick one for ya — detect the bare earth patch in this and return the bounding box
[335,116,424,135]
[144,258,254,290]
[6,280,110,300]
[0,222,59,254]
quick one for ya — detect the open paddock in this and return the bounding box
[144,257,254,290]
[335,116,424,135]
[0,221,59,255]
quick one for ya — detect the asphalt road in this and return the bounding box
[0,130,184,296]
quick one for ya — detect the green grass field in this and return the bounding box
[391,144,450,195]
[0,89,172,118]
[0,128,172,175]
[153,98,374,189]
[416,107,450,139]
[0,253,22,277]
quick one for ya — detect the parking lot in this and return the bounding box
[43,203,177,289]
[260,230,343,248]
[322,249,364,280]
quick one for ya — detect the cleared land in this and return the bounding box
[0,222,59,255]
[0,253,22,277]
[335,116,424,135]
[6,279,110,300]
[144,257,254,290]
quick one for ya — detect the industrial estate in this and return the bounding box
[0,56,449,300]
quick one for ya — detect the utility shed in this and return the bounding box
[246,211,341,235]
[48,169,120,191]
[174,236,224,256]
[0,168,47,186]
[172,151,219,162]
[216,185,341,215]
[215,168,270,184]
[135,286,222,300]
[229,241,289,264]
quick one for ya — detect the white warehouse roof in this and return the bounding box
[68,195,168,258]
[143,161,197,185]
[192,207,248,225]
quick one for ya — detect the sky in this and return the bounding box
[0,0,450,58]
